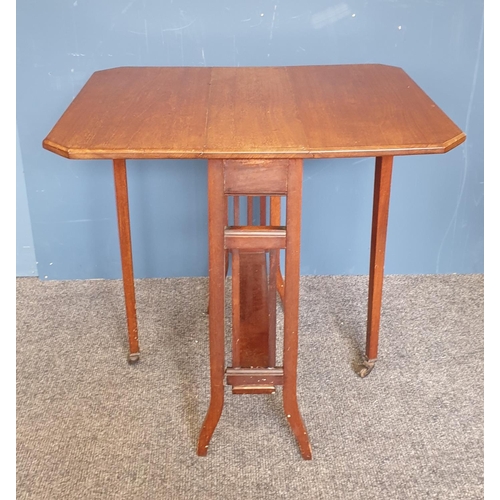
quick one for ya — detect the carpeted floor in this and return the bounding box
[16,274,483,499]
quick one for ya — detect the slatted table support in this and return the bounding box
[197,159,312,460]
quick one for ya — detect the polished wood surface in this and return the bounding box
[282,159,312,460]
[197,160,226,456]
[270,196,285,304]
[235,251,271,375]
[113,159,140,362]
[223,159,289,195]
[43,65,465,160]
[360,156,394,378]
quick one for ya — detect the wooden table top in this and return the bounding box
[43,64,465,160]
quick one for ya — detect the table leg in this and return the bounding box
[197,160,226,456]
[113,159,140,363]
[199,158,311,458]
[360,156,394,378]
[283,160,312,460]
[206,197,228,316]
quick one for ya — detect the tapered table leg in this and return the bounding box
[113,159,140,363]
[360,156,394,378]
[198,160,226,455]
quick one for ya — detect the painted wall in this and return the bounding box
[16,127,38,277]
[16,0,483,280]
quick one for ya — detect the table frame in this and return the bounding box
[112,155,392,373]
[111,154,393,458]
[42,64,465,460]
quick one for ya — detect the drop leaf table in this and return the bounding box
[43,64,465,459]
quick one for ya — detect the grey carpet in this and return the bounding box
[16,274,483,500]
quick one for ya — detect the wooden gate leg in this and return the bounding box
[113,159,140,363]
[198,160,226,455]
[282,160,312,459]
[198,158,311,459]
[360,156,394,377]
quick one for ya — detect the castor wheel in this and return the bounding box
[127,352,140,364]
[359,356,377,378]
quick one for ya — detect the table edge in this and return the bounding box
[42,133,466,161]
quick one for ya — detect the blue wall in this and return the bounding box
[16,0,483,280]
[16,127,38,277]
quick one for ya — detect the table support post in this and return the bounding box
[197,160,226,456]
[113,159,140,363]
[198,158,311,459]
[283,160,312,460]
[361,155,394,377]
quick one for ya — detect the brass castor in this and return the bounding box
[127,352,140,364]
[359,356,377,378]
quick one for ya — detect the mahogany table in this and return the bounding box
[43,64,465,460]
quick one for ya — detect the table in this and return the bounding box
[43,64,465,459]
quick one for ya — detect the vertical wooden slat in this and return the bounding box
[271,196,285,303]
[234,196,240,225]
[224,195,229,278]
[270,196,281,225]
[260,196,267,225]
[262,195,271,362]
[232,249,241,366]
[268,249,278,366]
[247,196,254,225]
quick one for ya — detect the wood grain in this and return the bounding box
[236,251,271,369]
[270,196,285,304]
[224,226,286,250]
[282,159,312,460]
[223,159,288,195]
[112,159,139,359]
[44,67,211,160]
[197,159,226,456]
[43,65,465,160]
[366,156,394,361]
